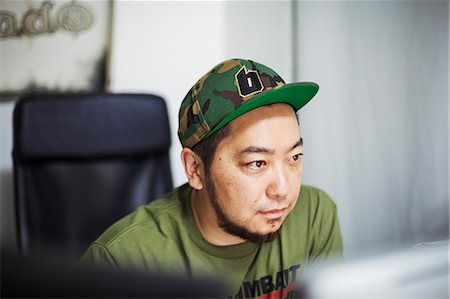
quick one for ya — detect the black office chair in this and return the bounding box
[12,93,173,258]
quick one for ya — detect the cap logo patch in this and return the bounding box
[235,66,264,98]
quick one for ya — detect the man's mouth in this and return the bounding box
[259,208,287,219]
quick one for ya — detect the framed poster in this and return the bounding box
[0,0,113,99]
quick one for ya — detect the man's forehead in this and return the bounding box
[227,103,299,129]
[214,103,301,151]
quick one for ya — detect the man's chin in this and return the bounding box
[222,225,282,244]
[246,229,281,244]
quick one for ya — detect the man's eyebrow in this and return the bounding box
[238,146,275,156]
[292,138,303,150]
[238,138,303,157]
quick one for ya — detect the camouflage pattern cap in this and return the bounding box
[178,58,319,148]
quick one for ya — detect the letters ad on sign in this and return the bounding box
[0,0,113,98]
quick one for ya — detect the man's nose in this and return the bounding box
[266,165,290,200]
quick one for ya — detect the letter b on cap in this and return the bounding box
[235,66,264,98]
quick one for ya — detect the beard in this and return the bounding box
[204,173,281,244]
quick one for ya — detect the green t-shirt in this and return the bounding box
[82,184,342,298]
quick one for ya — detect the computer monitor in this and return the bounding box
[299,240,448,298]
[1,249,226,298]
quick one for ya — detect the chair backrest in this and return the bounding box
[13,93,173,258]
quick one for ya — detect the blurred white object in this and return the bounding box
[414,240,448,249]
[302,240,449,298]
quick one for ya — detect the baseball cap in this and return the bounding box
[178,58,319,148]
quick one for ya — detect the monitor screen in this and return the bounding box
[1,250,226,298]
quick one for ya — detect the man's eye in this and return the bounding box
[291,153,303,162]
[247,161,266,169]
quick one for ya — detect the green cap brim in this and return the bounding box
[205,82,319,138]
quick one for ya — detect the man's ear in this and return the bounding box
[180,148,204,190]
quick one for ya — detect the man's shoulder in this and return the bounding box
[82,184,193,271]
[93,184,190,248]
[298,185,337,209]
[293,184,339,222]
[294,185,343,260]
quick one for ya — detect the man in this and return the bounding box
[82,58,343,298]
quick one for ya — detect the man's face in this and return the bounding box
[205,103,303,243]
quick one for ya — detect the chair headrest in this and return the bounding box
[13,94,171,161]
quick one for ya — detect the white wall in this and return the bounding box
[296,0,449,257]
[0,101,15,250]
